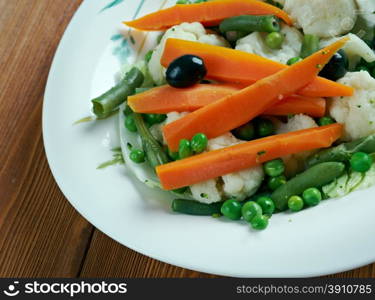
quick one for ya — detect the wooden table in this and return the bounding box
[0,0,374,278]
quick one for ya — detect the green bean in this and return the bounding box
[219,15,280,35]
[307,135,375,166]
[92,67,144,119]
[271,162,345,211]
[133,113,170,169]
[300,34,320,58]
[171,199,222,216]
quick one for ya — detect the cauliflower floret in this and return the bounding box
[321,33,375,69]
[148,22,229,85]
[283,0,357,38]
[165,111,189,124]
[329,71,375,141]
[235,25,303,64]
[207,133,264,202]
[276,114,318,176]
[189,133,264,203]
[356,0,375,27]
[190,179,222,204]
[276,114,318,134]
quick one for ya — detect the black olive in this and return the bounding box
[166,55,207,88]
[319,49,348,81]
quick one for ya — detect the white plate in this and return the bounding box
[43,0,375,277]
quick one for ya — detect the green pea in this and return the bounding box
[256,196,275,215]
[255,118,275,137]
[263,159,285,177]
[302,187,322,206]
[125,114,137,132]
[318,116,335,126]
[144,114,167,126]
[287,57,302,65]
[178,139,193,159]
[191,133,208,154]
[241,201,262,222]
[221,199,242,220]
[129,149,145,163]
[268,175,287,191]
[144,50,153,63]
[288,195,304,212]
[232,123,255,141]
[350,152,373,173]
[250,215,269,230]
[265,32,284,50]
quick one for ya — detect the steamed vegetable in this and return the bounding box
[283,0,357,38]
[123,0,293,31]
[329,71,375,141]
[156,124,343,190]
[250,215,269,230]
[322,154,375,199]
[288,195,304,212]
[256,196,275,215]
[133,113,170,169]
[161,38,354,97]
[221,199,242,220]
[172,199,222,216]
[219,15,281,34]
[235,24,302,65]
[163,38,348,151]
[302,187,322,206]
[271,162,346,211]
[265,32,284,49]
[128,84,326,117]
[307,134,375,166]
[92,68,144,119]
[242,201,262,222]
[350,152,373,173]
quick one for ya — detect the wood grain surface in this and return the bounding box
[0,0,374,278]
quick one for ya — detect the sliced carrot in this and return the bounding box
[124,0,292,31]
[163,37,349,151]
[157,124,343,190]
[128,84,326,117]
[161,38,354,98]
[263,95,326,117]
[128,84,241,113]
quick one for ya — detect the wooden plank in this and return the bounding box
[80,230,218,278]
[0,0,92,277]
[0,0,374,278]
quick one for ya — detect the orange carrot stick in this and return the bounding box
[128,84,326,117]
[157,124,343,190]
[161,38,354,98]
[163,37,349,151]
[263,95,326,117]
[124,0,292,31]
[128,84,241,113]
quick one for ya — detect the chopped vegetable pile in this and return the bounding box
[85,0,375,232]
